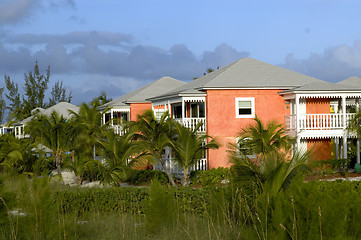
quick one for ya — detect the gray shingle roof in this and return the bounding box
[338,76,361,87]
[281,81,361,93]
[150,58,326,100]
[17,102,79,125]
[99,76,185,110]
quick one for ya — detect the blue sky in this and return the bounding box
[1,0,361,104]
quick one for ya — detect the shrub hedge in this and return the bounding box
[54,186,215,216]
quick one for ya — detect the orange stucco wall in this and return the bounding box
[306,98,330,114]
[206,89,290,169]
[307,139,332,161]
[130,103,152,121]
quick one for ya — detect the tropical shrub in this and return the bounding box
[126,169,169,185]
[190,167,230,187]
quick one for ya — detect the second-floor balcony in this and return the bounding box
[285,113,356,131]
[175,117,206,132]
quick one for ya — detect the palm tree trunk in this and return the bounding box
[158,153,177,187]
[181,166,190,186]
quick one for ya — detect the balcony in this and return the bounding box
[285,113,356,131]
[153,157,207,176]
[175,118,206,132]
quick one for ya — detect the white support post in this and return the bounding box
[295,96,300,150]
[110,109,113,126]
[343,135,348,159]
[168,100,171,115]
[357,98,360,164]
[181,98,185,119]
[335,138,339,160]
[342,95,346,128]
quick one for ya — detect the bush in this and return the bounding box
[126,169,169,185]
[326,158,351,176]
[191,167,230,187]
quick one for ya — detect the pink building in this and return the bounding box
[148,58,361,169]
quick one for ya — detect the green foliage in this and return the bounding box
[4,61,72,121]
[26,111,74,174]
[0,87,5,123]
[48,80,72,106]
[134,109,177,186]
[145,180,175,233]
[191,167,230,188]
[326,158,351,176]
[170,122,219,186]
[237,115,293,161]
[126,169,169,185]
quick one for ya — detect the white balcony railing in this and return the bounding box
[153,157,207,175]
[285,113,356,131]
[112,124,125,135]
[176,118,206,132]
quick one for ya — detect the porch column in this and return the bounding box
[343,136,348,159]
[295,96,300,150]
[342,95,346,128]
[181,98,185,119]
[357,98,360,164]
[168,100,171,115]
[110,109,113,126]
[335,138,339,160]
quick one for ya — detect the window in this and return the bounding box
[172,105,182,119]
[235,97,255,118]
[191,103,205,118]
[154,109,166,120]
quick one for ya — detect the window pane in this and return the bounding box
[199,104,205,118]
[239,108,252,115]
[238,101,251,108]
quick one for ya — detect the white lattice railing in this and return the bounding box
[176,118,206,132]
[154,157,207,175]
[285,113,356,131]
[112,124,126,135]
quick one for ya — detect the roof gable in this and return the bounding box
[99,76,185,109]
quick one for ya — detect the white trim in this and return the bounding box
[235,97,255,118]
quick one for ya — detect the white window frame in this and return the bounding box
[235,97,255,118]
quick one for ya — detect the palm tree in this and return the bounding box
[26,111,73,175]
[237,115,293,161]
[134,110,178,187]
[69,102,107,160]
[348,111,361,137]
[169,122,219,186]
[229,117,309,197]
[98,129,146,186]
[230,150,310,197]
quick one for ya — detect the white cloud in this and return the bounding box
[280,41,361,82]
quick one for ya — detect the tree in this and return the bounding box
[5,75,23,121]
[22,61,50,115]
[26,111,73,175]
[4,61,72,121]
[229,117,309,197]
[230,149,310,198]
[0,87,5,123]
[135,110,178,187]
[98,129,146,186]
[69,102,107,160]
[90,91,112,106]
[348,111,361,137]
[237,116,293,161]
[48,80,72,107]
[170,122,219,186]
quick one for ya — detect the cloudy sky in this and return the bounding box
[1,0,361,104]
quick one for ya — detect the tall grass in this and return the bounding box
[1,174,361,239]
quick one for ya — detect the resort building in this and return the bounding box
[147,58,361,169]
[10,102,79,139]
[98,76,185,135]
